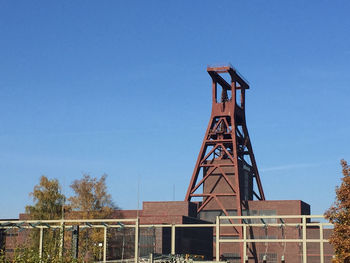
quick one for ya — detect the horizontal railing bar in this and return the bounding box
[219,239,330,243]
[219,223,333,227]
[1,223,333,229]
[139,224,214,228]
[219,215,326,219]
[0,225,135,230]
[0,218,137,224]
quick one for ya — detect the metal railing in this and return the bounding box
[216,215,333,263]
[0,215,333,263]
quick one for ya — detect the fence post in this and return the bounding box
[216,216,220,261]
[302,216,307,263]
[39,227,43,259]
[103,226,107,263]
[319,223,324,263]
[59,220,65,259]
[135,218,139,263]
[243,224,247,262]
[171,224,176,255]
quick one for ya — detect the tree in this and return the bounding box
[325,159,350,263]
[68,174,116,218]
[25,176,66,261]
[22,174,117,261]
[26,176,65,220]
[68,174,117,261]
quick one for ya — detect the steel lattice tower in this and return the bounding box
[185,65,265,260]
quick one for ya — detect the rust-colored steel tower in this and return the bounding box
[185,65,265,260]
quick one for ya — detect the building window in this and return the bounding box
[199,210,238,224]
[242,209,277,224]
[260,210,277,224]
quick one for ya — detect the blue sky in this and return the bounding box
[0,1,349,218]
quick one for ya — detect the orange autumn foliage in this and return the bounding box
[325,160,350,263]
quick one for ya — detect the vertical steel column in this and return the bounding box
[319,223,324,263]
[39,228,43,259]
[216,216,220,261]
[103,226,107,263]
[171,224,176,255]
[302,216,307,263]
[72,225,79,259]
[135,219,139,263]
[243,225,247,262]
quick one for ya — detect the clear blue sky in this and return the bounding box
[0,1,349,218]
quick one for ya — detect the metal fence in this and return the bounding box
[0,215,333,263]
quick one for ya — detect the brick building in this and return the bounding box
[116,199,333,263]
